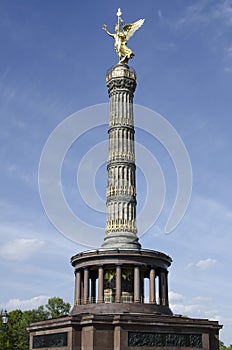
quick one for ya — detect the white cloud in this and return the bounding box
[163,0,232,76]
[224,45,232,72]
[169,291,184,301]
[176,1,210,27]
[171,303,201,316]
[0,238,44,260]
[184,262,194,270]
[226,46,232,57]
[185,258,216,271]
[196,258,216,270]
[169,290,219,321]
[174,1,232,28]
[158,9,163,20]
[176,194,232,259]
[2,295,50,311]
[191,296,211,303]
[1,161,38,187]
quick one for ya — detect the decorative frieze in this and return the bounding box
[33,333,68,348]
[106,219,137,233]
[128,332,202,348]
[106,77,136,95]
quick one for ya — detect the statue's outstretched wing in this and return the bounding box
[123,19,145,41]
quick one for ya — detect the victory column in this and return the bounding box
[28,10,222,350]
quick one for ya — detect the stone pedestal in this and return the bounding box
[28,313,221,350]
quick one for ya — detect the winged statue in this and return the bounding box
[102,9,145,64]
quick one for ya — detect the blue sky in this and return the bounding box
[0,0,232,345]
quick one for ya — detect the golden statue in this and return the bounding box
[102,8,144,64]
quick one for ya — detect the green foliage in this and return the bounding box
[220,340,232,350]
[0,297,71,350]
[45,297,70,319]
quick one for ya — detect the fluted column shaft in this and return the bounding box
[102,64,141,249]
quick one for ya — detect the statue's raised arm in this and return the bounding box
[102,24,115,38]
[102,8,144,64]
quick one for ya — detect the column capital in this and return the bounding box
[134,264,141,268]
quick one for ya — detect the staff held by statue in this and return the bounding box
[102,8,144,64]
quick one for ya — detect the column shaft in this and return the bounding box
[103,65,141,249]
[80,272,84,304]
[91,278,96,303]
[149,268,156,304]
[158,272,162,305]
[134,266,140,303]
[75,269,81,305]
[159,270,167,306]
[116,265,121,302]
[165,271,169,306]
[83,268,89,304]
[98,266,104,303]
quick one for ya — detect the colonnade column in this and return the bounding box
[149,267,156,304]
[75,269,81,305]
[116,265,121,303]
[98,265,104,303]
[73,265,169,306]
[140,270,144,303]
[134,265,140,303]
[159,269,168,306]
[159,270,163,305]
[165,271,169,306]
[161,270,167,306]
[80,272,84,304]
[83,267,89,304]
[91,277,96,303]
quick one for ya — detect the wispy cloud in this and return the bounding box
[176,1,210,27]
[224,45,232,72]
[169,291,184,301]
[0,238,44,260]
[225,46,232,57]
[185,258,216,271]
[176,194,232,257]
[174,0,232,28]
[1,161,38,187]
[1,295,50,311]
[158,9,163,21]
[159,1,232,74]
[169,290,218,319]
[196,258,216,270]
